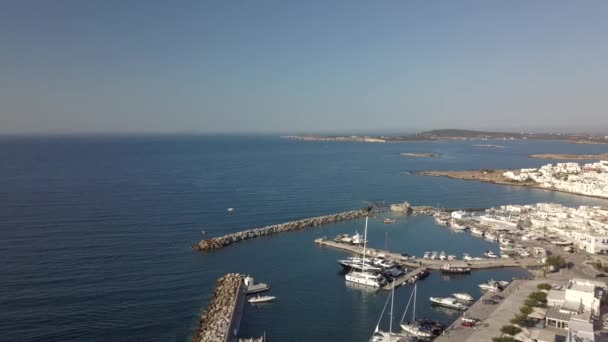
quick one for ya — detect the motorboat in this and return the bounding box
[499,235,515,245]
[439,251,447,260]
[423,251,430,259]
[352,231,366,245]
[470,227,484,236]
[373,258,399,270]
[383,218,396,224]
[441,263,471,274]
[430,251,438,260]
[462,253,472,261]
[518,249,530,257]
[484,250,498,258]
[447,255,456,261]
[478,280,503,292]
[227,207,235,212]
[453,293,473,301]
[500,254,511,259]
[429,297,468,310]
[248,295,276,303]
[498,280,510,287]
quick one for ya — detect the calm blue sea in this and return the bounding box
[1,135,607,342]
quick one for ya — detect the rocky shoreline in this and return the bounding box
[194,209,369,251]
[195,273,243,342]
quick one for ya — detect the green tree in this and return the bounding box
[500,325,522,336]
[524,298,539,308]
[528,291,547,304]
[537,283,552,291]
[546,255,566,269]
[510,313,527,326]
[492,337,516,342]
[520,305,533,316]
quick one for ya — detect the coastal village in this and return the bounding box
[503,161,608,199]
[195,196,608,342]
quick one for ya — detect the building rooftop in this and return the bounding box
[546,306,573,322]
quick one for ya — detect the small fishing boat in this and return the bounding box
[429,297,468,310]
[383,218,396,224]
[453,293,473,301]
[248,295,276,303]
[441,263,471,274]
[227,207,235,212]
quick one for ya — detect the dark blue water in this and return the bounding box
[1,135,607,341]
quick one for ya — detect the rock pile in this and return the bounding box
[195,273,243,342]
[194,209,368,251]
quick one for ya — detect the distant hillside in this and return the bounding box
[282,129,608,143]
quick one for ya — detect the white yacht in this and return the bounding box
[447,255,456,261]
[499,245,517,253]
[352,231,366,245]
[423,251,430,259]
[470,227,484,236]
[345,217,386,288]
[439,251,447,260]
[430,251,438,260]
[453,293,473,301]
[462,253,472,261]
[429,297,468,310]
[484,250,498,258]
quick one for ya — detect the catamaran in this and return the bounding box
[345,217,387,287]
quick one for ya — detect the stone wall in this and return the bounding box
[194,209,369,251]
[195,273,243,342]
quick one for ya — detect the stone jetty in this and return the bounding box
[195,273,243,342]
[194,209,369,251]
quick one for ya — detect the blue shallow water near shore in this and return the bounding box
[1,135,607,342]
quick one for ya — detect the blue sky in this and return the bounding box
[1,0,607,134]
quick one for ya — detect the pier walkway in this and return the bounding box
[383,267,424,290]
[314,238,543,270]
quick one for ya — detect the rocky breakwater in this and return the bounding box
[194,209,369,251]
[195,273,243,342]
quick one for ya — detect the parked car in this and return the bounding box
[490,295,504,301]
[462,320,475,327]
[482,299,497,305]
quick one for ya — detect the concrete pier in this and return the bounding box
[314,238,543,270]
[195,273,245,342]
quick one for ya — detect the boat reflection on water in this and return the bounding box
[431,305,462,316]
[440,273,470,281]
[345,281,381,294]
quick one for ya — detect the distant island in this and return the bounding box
[529,153,608,160]
[400,153,440,157]
[282,129,608,144]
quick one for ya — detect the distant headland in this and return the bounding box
[282,129,608,144]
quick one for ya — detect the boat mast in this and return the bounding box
[412,284,416,321]
[361,216,368,270]
[389,280,394,335]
